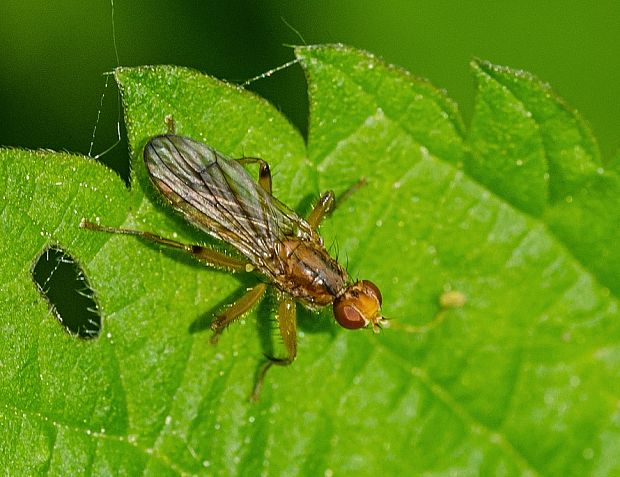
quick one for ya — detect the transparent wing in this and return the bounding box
[143,135,312,264]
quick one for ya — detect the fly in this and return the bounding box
[81,126,386,400]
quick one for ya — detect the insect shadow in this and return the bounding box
[186,255,336,344]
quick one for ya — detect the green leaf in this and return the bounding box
[1,45,619,476]
[467,59,620,295]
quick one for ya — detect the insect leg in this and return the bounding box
[80,219,250,272]
[236,157,272,194]
[306,177,367,229]
[306,191,335,229]
[251,296,297,401]
[210,282,268,343]
[164,114,176,134]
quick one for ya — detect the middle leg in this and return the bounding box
[210,282,268,343]
[237,157,272,194]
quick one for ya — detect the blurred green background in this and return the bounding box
[1,0,619,181]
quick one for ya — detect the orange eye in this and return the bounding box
[332,280,383,330]
[333,302,367,329]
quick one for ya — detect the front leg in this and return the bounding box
[251,296,297,401]
[306,191,335,229]
[306,177,367,229]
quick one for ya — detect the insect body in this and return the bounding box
[82,134,386,399]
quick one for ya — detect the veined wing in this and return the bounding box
[144,135,313,264]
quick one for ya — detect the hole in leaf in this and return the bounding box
[32,246,101,339]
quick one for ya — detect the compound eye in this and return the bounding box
[333,301,367,330]
[362,280,382,305]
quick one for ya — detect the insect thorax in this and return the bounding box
[272,237,348,308]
